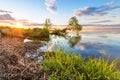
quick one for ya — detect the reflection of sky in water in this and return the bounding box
[40,31,120,59]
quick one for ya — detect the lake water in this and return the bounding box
[40,27,120,60]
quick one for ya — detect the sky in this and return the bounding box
[0,0,120,27]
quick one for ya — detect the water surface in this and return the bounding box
[40,27,120,60]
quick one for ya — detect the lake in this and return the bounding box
[39,27,120,60]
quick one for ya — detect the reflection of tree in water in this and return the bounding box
[68,35,81,48]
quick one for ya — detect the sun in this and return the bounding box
[15,22,24,28]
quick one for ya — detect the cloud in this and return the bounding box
[23,22,43,26]
[45,0,57,14]
[79,45,86,51]
[82,24,120,27]
[0,11,43,27]
[74,5,120,17]
[46,6,57,14]
[92,20,112,23]
[0,10,12,13]
[107,0,115,5]
[16,19,44,26]
[0,14,14,20]
[45,0,56,6]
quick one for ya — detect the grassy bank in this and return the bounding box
[42,50,120,80]
[0,26,50,39]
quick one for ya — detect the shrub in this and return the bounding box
[42,50,120,80]
[52,29,67,37]
[29,28,49,38]
[40,28,49,38]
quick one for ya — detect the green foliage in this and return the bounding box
[52,29,67,37]
[40,28,49,37]
[0,26,50,40]
[52,29,62,35]
[68,16,82,31]
[42,50,120,80]
[29,28,49,38]
[48,72,58,80]
[21,28,31,37]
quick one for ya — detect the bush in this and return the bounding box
[29,28,49,38]
[42,50,120,80]
[52,29,67,37]
[40,28,49,37]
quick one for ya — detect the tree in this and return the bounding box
[68,17,82,31]
[44,18,52,29]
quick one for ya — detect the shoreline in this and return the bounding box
[0,36,43,79]
[0,36,120,79]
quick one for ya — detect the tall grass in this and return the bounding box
[42,50,120,80]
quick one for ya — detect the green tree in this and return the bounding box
[45,18,52,29]
[68,16,82,31]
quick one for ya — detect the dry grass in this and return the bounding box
[0,36,44,80]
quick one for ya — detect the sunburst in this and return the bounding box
[15,22,24,28]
